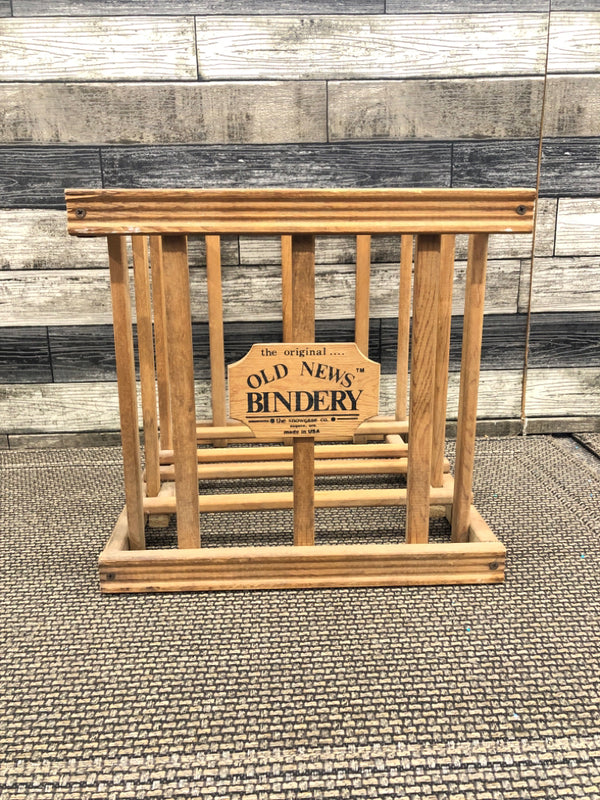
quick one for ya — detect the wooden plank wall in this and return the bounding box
[0,2,599,441]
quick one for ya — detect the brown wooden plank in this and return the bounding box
[149,235,172,450]
[396,234,413,421]
[205,235,227,430]
[452,234,489,542]
[430,234,455,487]
[355,234,371,354]
[131,235,160,497]
[162,234,200,549]
[107,235,145,551]
[65,188,537,236]
[281,235,293,343]
[406,234,440,544]
[160,441,409,464]
[291,233,316,547]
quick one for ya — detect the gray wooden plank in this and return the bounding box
[520,255,600,313]
[544,76,600,138]
[551,1,600,9]
[0,327,52,383]
[526,367,600,417]
[12,1,384,14]
[329,78,544,140]
[381,313,527,373]
[548,11,600,74]
[0,1,10,16]
[528,311,600,368]
[0,82,327,145]
[0,17,196,81]
[0,434,8,449]
[8,431,122,449]
[540,138,600,197]
[534,198,558,258]
[0,370,523,433]
[101,143,451,188]
[388,1,548,9]
[0,147,102,208]
[0,256,520,327]
[195,15,547,80]
[452,139,539,188]
[555,198,600,256]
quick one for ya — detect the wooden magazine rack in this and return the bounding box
[65,187,536,593]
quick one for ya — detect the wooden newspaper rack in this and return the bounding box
[65,188,536,593]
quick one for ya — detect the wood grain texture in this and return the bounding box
[0,370,525,434]
[329,78,544,141]
[452,140,539,188]
[195,15,547,80]
[555,198,600,256]
[540,138,600,197]
[526,367,600,417]
[0,258,522,326]
[544,76,600,137]
[548,12,600,73]
[0,327,52,383]
[0,147,101,208]
[550,0,600,8]
[0,82,327,145]
[388,0,547,8]
[0,1,10,15]
[0,17,196,81]
[524,256,600,312]
[12,0,384,14]
[100,142,452,190]
[528,312,600,368]
[534,198,558,257]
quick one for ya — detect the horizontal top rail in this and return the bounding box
[65,188,536,236]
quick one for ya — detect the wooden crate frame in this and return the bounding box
[65,188,536,593]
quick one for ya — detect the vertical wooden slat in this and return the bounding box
[281,234,293,343]
[131,235,160,498]
[355,234,371,355]
[452,233,489,543]
[107,235,145,550]
[406,234,440,544]
[430,234,455,487]
[206,235,227,431]
[162,234,200,549]
[396,234,413,421]
[292,234,315,547]
[149,235,172,451]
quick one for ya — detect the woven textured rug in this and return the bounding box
[1,436,600,799]
[575,432,600,461]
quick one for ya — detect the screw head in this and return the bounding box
[515,205,527,216]
[489,561,499,571]
[75,208,87,219]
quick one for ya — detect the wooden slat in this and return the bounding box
[452,140,538,189]
[160,441,409,464]
[396,234,413,421]
[452,234,489,543]
[524,256,600,313]
[281,235,293,343]
[0,17,196,81]
[66,188,536,236]
[540,139,600,197]
[292,233,316,547]
[194,15,547,80]
[544,76,600,138]
[387,0,546,11]
[162,235,200,549]
[555,198,600,257]
[149,236,172,450]
[205,235,227,430]
[548,11,600,74]
[144,476,454,514]
[406,234,440,544]
[0,327,51,383]
[131,235,160,497]
[329,77,544,141]
[430,235,455,487]
[13,0,384,14]
[354,235,371,355]
[0,81,327,145]
[107,235,145,551]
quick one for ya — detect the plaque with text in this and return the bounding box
[228,343,380,439]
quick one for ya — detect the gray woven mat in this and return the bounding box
[1,437,600,799]
[574,432,600,460]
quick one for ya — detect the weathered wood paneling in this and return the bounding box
[0,18,197,81]
[534,198,557,257]
[195,15,547,80]
[101,143,452,188]
[528,311,600,368]
[12,1,384,14]
[387,1,548,10]
[526,367,600,417]
[540,139,600,197]
[452,140,539,188]
[544,76,600,138]
[0,82,327,145]
[548,12,600,73]
[0,370,523,433]
[521,256,600,313]
[555,198,600,256]
[329,78,544,141]
[551,1,600,9]
[0,258,521,327]
[0,147,102,208]
[0,1,10,15]
[0,327,52,383]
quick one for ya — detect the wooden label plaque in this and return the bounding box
[228,343,380,439]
